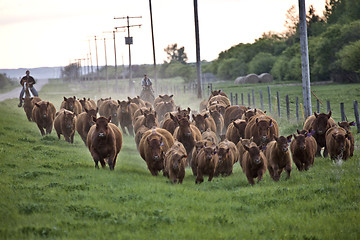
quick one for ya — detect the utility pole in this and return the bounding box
[115,16,142,94]
[103,37,108,89]
[149,0,157,95]
[299,0,312,118]
[193,0,202,99]
[86,53,90,81]
[88,39,94,80]
[94,36,100,82]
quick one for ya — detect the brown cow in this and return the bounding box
[128,96,146,108]
[173,115,202,161]
[338,121,355,157]
[154,94,175,108]
[190,140,213,175]
[87,116,123,170]
[325,126,351,161]
[193,142,219,184]
[242,142,267,185]
[303,111,336,157]
[60,96,82,115]
[290,130,317,171]
[192,112,216,134]
[54,109,76,143]
[208,89,228,99]
[236,137,254,168]
[76,108,98,145]
[133,111,159,134]
[209,107,225,136]
[32,101,56,136]
[225,119,247,145]
[97,97,111,109]
[215,139,239,176]
[265,135,292,181]
[133,107,153,122]
[117,100,138,136]
[79,97,97,111]
[155,101,175,124]
[244,115,279,147]
[223,105,249,130]
[201,128,218,143]
[242,108,266,122]
[161,113,179,135]
[163,107,191,123]
[163,141,187,184]
[139,128,174,176]
[98,99,119,126]
[22,96,41,121]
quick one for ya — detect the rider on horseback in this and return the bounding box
[141,74,153,90]
[18,70,39,107]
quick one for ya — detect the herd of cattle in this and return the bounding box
[21,89,355,184]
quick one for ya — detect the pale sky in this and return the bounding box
[0,0,326,69]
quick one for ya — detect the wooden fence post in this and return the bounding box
[268,86,272,113]
[252,89,255,108]
[230,92,233,105]
[260,90,264,110]
[241,93,244,105]
[277,91,281,118]
[327,100,331,113]
[296,97,299,123]
[235,93,238,105]
[248,93,251,107]
[340,102,346,121]
[286,95,290,120]
[353,100,360,133]
[317,99,320,113]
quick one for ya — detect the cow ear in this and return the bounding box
[192,114,195,120]
[204,113,208,119]
[92,116,97,122]
[274,135,278,141]
[159,95,163,99]
[293,134,297,140]
[264,111,267,114]
[250,136,253,142]
[327,111,332,118]
[287,135,292,142]
[85,108,88,113]
[297,129,301,134]
[35,103,40,107]
[350,121,355,126]
[187,107,191,113]
[108,116,112,122]
[127,97,131,101]
[255,118,259,124]
[338,122,341,127]
[63,96,67,101]
[96,107,99,113]
[314,112,318,118]
[73,96,76,100]
[170,94,173,98]
[269,119,273,127]
[243,145,250,151]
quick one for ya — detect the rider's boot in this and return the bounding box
[18,100,22,107]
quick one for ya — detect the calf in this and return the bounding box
[192,112,216,134]
[32,101,56,136]
[155,101,175,124]
[242,108,265,122]
[290,130,317,171]
[338,121,355,157]
[265,135,292,181]
[225,119,247,145]
[201,128,218,143]
[209,107,225,136]
[242,143,267,185]
[325,126,351,161]
[139,128,174,176]
[54,109,76,143]
[161,113,179,135]
[215,139,239,176]
[117,100,138,136]
[60,96,82,115]
[194,142,219,184]
[79,97,97,111]
[236,137,254,168]
[76,108,98,145]
[98,99,119,126]
[86,116,123,170]
[163,141,187,184]
[223,105,249,130]
[303,111,336,157]
[133,111,159,134]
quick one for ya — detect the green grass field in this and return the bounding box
[0,79,359,239]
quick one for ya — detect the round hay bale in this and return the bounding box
[234,76,244,84]
[244,73,260,84]
[258,73,273,83]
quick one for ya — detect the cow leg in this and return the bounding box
[246,174,255,185]
[268,166,275,180]
[272,166,280,181]
[315,144,322,157]
[127,125,134,137]
[120,124,127,135]
[36,123,45,136]
[70,132,75,144]
[323,147,328,158]
[257,171,264,183]
[91,153,101,169]
[195,169,204,184]
[46,124,52,135]
[208,172,214,182]
[99,159,106,168]
[285,165,291,179]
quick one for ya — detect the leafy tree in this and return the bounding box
[217,58,247,80]
[337,40,360,74]
[248,52,276,75]
[61,63,80,81]
[164,44,188,64]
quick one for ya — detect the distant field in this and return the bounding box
[0,79,359,239]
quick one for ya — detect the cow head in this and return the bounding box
[203,143,218,163]
[244,144,263,165]
[178,115,192,137]
[217,145,230,164]
[92,116,111,138]
[338,121,355,132]
[332,132,348,153]
[192,113,208,133]
[255,118,273,143]
[274,135,292,152]
[35,101,50,119]
[118,100,131,114]
[171,152,187,171]
[144,112,158,129]
[85,108,98,126]
[233,120,247,137]
[147,132,164,161]
[63,110,75,129]
[63,96,76,111]
[313,111,332,135]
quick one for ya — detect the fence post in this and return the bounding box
[252,89,255,108]
[296,97,299,123]
[260,90,264,110]
[286,95,290,120]
[241,93,244,105]
[317,99,320,113]
[230,92,233,105]
[277,91,281,118]
[267,86,272,113]
[353,100,360,133]
[210,83,213,92]
[235,93,238,105]
[327,100,331,113]
[248,93,251,107]
[340,102,346,121]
